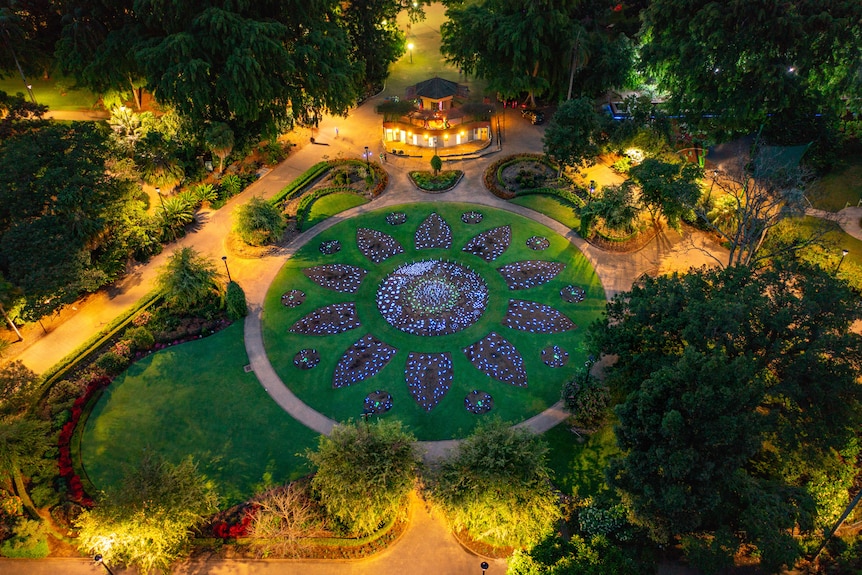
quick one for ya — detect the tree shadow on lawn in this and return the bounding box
[80,322,319,505]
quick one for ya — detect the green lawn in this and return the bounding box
[808,161,862,212]
[263,202,605,441]
[80,323,319,504]
[510,194,581,229]
[303,192,369,230]
[0,74,100,111]
[543,421,618,498]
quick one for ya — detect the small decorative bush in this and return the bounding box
[128,326,155,351]
[95,350,129,376]
[132,310,152,327]
[0,518,49,558]
[225,282,248,320]
[234,196,286,246]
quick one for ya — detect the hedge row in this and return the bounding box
[35,290,162,401]
[295,187,363,231]
[269,161,330,207]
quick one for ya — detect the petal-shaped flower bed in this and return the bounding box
[333,334,397,388]
[405,352,453,412]
[502,300,576,334]
[357,227,404,263]
[498,260,566,290]
[415,212,452,250]
[290,302,361,335]
[463,332,527,387]
[302,264,367,294]
[461,225,511,262]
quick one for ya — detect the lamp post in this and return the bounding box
[588,180,595,206]
[221,255,232,283]
[837,249,849,273]
[364,146,370,170]
[94,554,116,575]
[481,561,489,575]
[361,408,373,423]
[407,42,414,64]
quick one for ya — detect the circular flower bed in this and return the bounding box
[386,212,407,225]
[282,290,306,307]
[377,260,489,336]
[526,236,550,250]
[461,210,483,224]
[319,240,341,254]
[560,285,586,303]
[541,345,569,368]
[365,390,393,414]
[294,349,321,369]
[464,390,494,414]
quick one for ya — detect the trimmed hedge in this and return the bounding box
[36,290,162,400]
[270,161,329,207]
[516,186,584,208]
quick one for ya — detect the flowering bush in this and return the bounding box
[132,310,152,327]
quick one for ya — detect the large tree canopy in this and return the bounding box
[57,0,361,135]
[589,264,862,572]
[440,0,634,105]
[641,0,862,131]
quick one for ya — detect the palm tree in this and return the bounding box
[205,122,234,173]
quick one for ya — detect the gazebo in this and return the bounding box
[384,77,490,152]
[406,76,469,112]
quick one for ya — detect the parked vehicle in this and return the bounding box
[522,110,545,124]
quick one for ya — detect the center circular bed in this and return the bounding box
[262,203,605,440]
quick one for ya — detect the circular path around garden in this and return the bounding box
[251,201,607,445]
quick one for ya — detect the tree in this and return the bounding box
[305,419,419,536]
[0,122,140,320]
[0,89,46,140]
[156,248,221,314]
[589,264,862,571]
[581,182,639,235]
[0,361,38,417]
[248,481,322,558]
[640,0,862,132]
[428,419,561,548]
[430,154,442,176]
[205,122,234,173]
[542,97,603,171]
[233,197,285,246]
[76,452,219,574]
[440,0,636,105]
[340,0,422,91]
[694,154,811,267]
[628,158,702,229]
[224,281,247,320]
[0,415,51,485]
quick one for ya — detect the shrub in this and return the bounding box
[95,350,129,376]
[234,197,286,246]
[0,518,49,558]
[127,326,155,351]
[269,161,329,206]
[219,174,242,199]
[224,282,248,320]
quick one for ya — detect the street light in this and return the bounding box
[407,42,414,64]
[364,146,370,170]
[837,249,849,273]
[481,561,489,575]
[222,255,232,283]
[94,554,116,575]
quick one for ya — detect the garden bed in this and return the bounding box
[408,170,463,193]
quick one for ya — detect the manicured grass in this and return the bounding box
[262,202,605,441]
[304,192,369,230]
[510,194,581,229]
[809,161,862,212]
[0,74,100,111]
[80,323,318,504]
[543,421,618,498]
[792,216,862,266]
